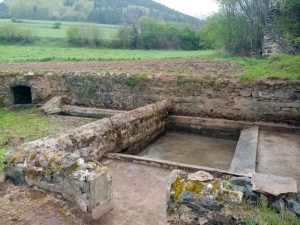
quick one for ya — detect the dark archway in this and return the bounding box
[12,86,32,104]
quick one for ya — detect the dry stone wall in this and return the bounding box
[262,9,300,56]
[0,73,299,125]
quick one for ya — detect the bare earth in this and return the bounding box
[0,59,242,76]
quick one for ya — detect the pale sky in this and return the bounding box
[154,0,219,17]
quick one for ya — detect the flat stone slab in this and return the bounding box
[40,95,62,114]
[229,127,259,176]
[251,173,297,196]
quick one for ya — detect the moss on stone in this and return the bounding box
[25,168,40,180]
[67,162,79,174]
[0,95,5,107]
[171,174,184,199]
[212,181,221,190]
[185,180,204,194]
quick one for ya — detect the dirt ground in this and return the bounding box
[0,58,242,77]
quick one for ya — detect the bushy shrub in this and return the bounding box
[0,23,33,43]
[66,24,103,46]
[53,21,62,29]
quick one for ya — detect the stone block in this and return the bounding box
[167,170,243,225]
[40,95,62,114]
[229,127,259,177]
[251,173,297,196]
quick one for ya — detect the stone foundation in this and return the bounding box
[3,100,171,219]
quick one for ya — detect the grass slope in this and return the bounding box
[0,19,119,39]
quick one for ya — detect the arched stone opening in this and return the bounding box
[11,85,32,104]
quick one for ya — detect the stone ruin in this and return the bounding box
[0,73,300,223]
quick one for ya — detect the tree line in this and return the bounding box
[66,16,199,50]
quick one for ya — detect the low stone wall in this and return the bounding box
[3,100,171,218]
[167,170,299,225]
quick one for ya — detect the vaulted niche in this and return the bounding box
[12,85,32,104]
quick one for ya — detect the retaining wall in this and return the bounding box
[0,73,299,125]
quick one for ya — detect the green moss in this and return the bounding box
[167,207,176,215]
[0,95,5,107]
[216,193,223,202]
[185,180,204,194]
[8,155,18,164]
[25,168,40,180]
[29,153,37,161]
[212,181,221,190]
[171,174,184,199]
[67,162,79,174]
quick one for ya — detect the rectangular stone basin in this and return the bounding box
[137,131,237,170]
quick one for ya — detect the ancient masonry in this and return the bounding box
[1,73,300,222]
[262,9,299,56]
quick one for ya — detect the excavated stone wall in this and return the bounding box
[0,73,299,125]
[3,99,171,218]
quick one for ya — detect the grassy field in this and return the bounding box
[0,19,119,39]
[0,43,217,62]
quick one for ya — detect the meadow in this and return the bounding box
[0,19,119,39]
[0,19,300,81]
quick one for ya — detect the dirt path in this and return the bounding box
[0,59,242,76]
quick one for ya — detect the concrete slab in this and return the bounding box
[229,127,259,177]
[257,131,300,188]
[251,173,297,196]
[98,159,170,225]
[137,132,237,170]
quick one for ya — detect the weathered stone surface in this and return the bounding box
[251,173,297,196]
[40,95,62,114]
[167,170,243,225]
[230,127,259,177]
[0,175,4,191]
[188,171,214,182]
[270,199,286,212]
[287,200,300,216]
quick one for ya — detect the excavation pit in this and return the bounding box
[137,131,237,170]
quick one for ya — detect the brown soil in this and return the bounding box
[0,59,242,77]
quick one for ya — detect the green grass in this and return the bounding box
[257,202,300,225]
[233,54,300,81]
[0,43,217,62]
[0,19,119,39]
[0,108,59,171]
